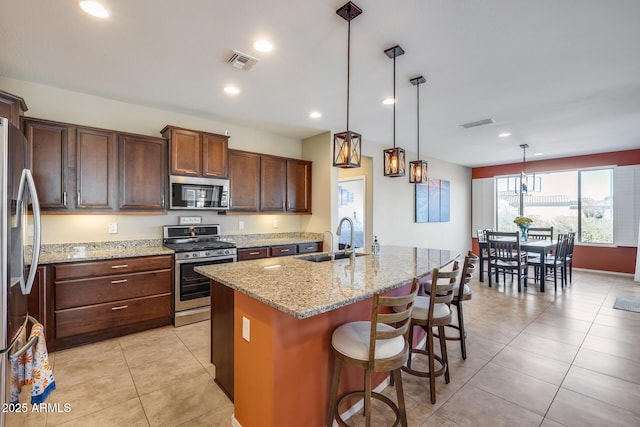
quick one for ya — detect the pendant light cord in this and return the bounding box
[393,53,396,148]
[346,15,351,130]
[416,80,420,159]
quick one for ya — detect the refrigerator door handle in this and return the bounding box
[16,169,42,295]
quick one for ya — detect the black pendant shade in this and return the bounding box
[383,45,406,177]
[333,2,363,169]
[409,75,428,184]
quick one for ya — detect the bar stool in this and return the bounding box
[326,280,419,427]
[448,252,478,359]
[403,264,459,404]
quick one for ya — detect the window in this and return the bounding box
[496,168,613,244]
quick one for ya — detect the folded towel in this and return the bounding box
[8,322,56,405]
[27,323,56,404]
[9,325,27,404]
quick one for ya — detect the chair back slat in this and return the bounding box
[457,252,478,299]
[527,227,554,241]
[368,279,419,363]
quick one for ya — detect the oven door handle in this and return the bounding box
[175,255,237,265]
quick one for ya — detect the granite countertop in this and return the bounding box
[35,240,174,265]
[195,245,454,319]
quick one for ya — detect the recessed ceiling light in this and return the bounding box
[79,1,109,18]
[534,152,544,156]
[309,111,322,119]
[253,40,273,53]
[382,98,396,105]
[224,85,240,95]
[498,132,511,138]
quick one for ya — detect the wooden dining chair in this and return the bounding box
[527,227,553,241]
[530,233,569,291]
[565,231,576,283]
[476,229,492,282]
[486,231,528,292]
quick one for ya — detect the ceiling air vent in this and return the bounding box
[226,50,259,71]
[460,118,495,129]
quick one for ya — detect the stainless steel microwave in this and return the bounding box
[169,176,230,210]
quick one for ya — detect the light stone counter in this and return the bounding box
[35,240,174,264]
[195,245,454,319]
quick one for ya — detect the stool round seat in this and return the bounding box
[332,321,406,361]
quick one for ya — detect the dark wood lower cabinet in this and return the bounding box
[49,255,173,351]
[211,280,234,401]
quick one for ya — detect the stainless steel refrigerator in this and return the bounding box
[0,117,42,425]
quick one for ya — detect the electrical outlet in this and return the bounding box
[242,316,250,342]
[239,220,245,230]
[108,223,118,234]
[273,219,279,229]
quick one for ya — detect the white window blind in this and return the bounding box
[614,165,640,247]
[471,178,495,238]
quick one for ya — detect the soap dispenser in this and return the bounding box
[372,236,380,255]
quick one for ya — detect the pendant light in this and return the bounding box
[409,75,428,183]
[383,45,406,177]
[333,2,363,169]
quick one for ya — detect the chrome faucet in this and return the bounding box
[323,230,335,261]
[336,217,355,260]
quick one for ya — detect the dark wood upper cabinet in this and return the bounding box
[228,150,312,214]
[26,117,168,212]
[76,127,117,210]
[202,132,229,177]
[24,118,70,209]
[260,156,287,211]
[118,134,167,210]
[286,159,312,213]
[228,150,260,211]
[0,90,27,129]
[162,125,228,178]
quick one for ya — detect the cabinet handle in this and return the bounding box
[63,191,67,206]
[111,264,129,269]
[77,191,81,206]
[111,305,128,311]
[111,279,128,284]
[282,200,285,210]
[281,249,290,253]
[249,251,260,255]
[306,246,314,250]
[288,200,291,210]
[161,194,165,208]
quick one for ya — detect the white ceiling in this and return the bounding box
[1,0,639,167]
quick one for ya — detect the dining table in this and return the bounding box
[478,239,557,292]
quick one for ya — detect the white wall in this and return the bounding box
[362,139,472,255]
[1,77,304,244]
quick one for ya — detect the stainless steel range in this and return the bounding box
[163,224,236,326]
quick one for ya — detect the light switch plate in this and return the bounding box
[239,220,245,230]
[108,223,118,234]
[242,317,250,342]
[273,219,279,229]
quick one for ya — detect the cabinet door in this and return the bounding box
[119,134,167,210]
[228,150,260,211]
[202,132,229,178]
[76,127,117,209]
[260,155,287,212]
[169,128,201,176]
[286,159,312,212]
[24,119,70,209]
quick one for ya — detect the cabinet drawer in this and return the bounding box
[297,242,321,254]
[55,269,172,310]
[54,255,173,280]
[237,247,269,261]
[55,293,172,339]
[270,245,297,257]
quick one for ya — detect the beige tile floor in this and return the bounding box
[9,269,640,426]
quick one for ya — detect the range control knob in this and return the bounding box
[191,252,198,258]
[204,251,211,257]
[224,249,230,255]
[183,253,190,259]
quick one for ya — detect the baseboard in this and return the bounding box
[231,413,242,427]
[573,267,634,278]
[335,334,428,426]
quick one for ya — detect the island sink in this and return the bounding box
[297,252,368,262]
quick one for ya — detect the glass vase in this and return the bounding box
[518,225,529,241]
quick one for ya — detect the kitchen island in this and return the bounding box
[195,245,454,427]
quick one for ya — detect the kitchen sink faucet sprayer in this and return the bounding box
[323,230,335,261]
[336,217,356,260]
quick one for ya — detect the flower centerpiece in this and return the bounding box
[514,216,533,241]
